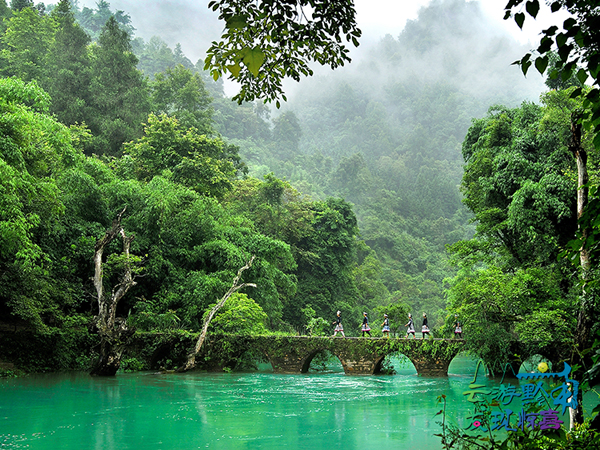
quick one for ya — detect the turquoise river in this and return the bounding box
[0,355,590,449]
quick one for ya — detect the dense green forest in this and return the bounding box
[1,0,599,391]
[0,0,371,345]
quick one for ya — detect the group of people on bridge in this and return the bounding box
[331,311,463,339]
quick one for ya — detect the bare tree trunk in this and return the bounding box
[568,115,591,427]
[91,207,138,376]
[178,256,256,372]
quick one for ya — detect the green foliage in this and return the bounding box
[122,114,237,197]
[204,293,268,335]
[0,77,82,330]
[136,37,194,78]
[87,16,150,155]
[301,304,328,336]
[204,0,361,104]
[120,357,146,372]
[460,100,579,267]
[151,64,214,135]
[0,6,55,82]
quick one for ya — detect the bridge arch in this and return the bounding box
[374,352,417,375]
[302,349,344,373]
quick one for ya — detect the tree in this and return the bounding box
[91,207,142,376]
[0,0,11,18]
[204,291,267,335]
[204,0,361,105]
[137,37,193,77]
[460,100,578,268]
[87,16,150,155]
[151,64,214,135]
[10,0,32,11]
[0,6,55,82]
[122,114,238,198]
[0,77,79,331]
[179,256,256,372]
[450,89,599,421]
[75,0,134,41]
[271,111,302,159]
[505,1,600,142]
[45,0,92,126]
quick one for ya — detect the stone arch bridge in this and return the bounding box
[138,335,466,376]
[132,334,572,377]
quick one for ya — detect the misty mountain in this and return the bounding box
[68,0,549,325]
[74,0,222,63]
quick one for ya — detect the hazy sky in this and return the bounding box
[63,0,567,98]
[69,0,566,62]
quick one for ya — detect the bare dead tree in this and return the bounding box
[178,256,256,372]
[91,207,139,376]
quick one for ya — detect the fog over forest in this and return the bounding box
[73,0,550,327]
[73,0,547,99]
[1,0,558,335]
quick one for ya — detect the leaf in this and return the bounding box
[563,17,577,30]
[569,87,583,99]
[515,12,525,29]
[525,1,539,18]
[226,62,241,78]
[538,37,552,54]
[535,56,548,74]
[225,14,247,30]
[242,47,265,77]
[551,1,561,12]
[556,33,568,48]
[576,69,588,85]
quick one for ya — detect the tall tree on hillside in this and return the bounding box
[9,0,32,11]
[0,0,10,18]
[76,0,134,40]
[151,64,214,135]
[122,114,238,198]
[0,2,13,74]
[137,37,193,77]
[0,6,54,82]
[271,111,302,159]
[88,16,150,155]
[45,0,92,126]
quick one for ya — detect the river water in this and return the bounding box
[0,355,588,449]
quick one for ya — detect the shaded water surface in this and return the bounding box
[0,355,570,449]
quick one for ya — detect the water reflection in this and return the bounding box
[0,355,592,450]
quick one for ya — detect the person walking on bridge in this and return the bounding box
[405,313,416,338]
[382,314,390,338]
[361,312,372,337]
[421,312,430,339]
[332,310,345,337]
